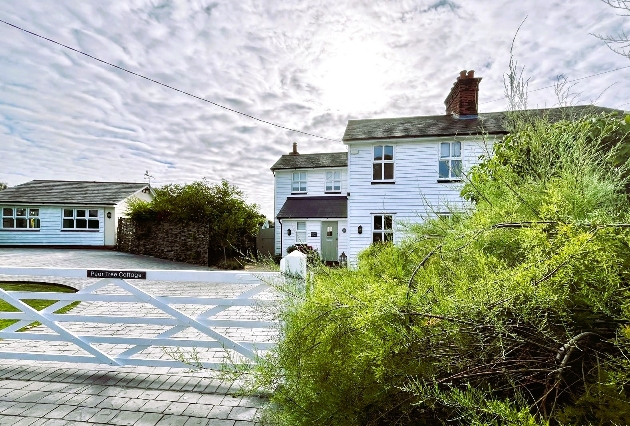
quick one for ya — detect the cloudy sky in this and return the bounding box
[0,0,628,217]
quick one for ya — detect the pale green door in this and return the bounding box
[321,221,338,262]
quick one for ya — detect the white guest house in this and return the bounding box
[272,70,623,264]
[0,180,153,247]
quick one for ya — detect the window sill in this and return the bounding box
[324,191,342,194]
[371,181,395,185]
[290,192,308,195]
[437,178,463,183]
[0,229,40,232]
[61,229,100,232]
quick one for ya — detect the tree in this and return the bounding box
[126,179,264,263]
[0,183,7,191]
[594,1,630,58]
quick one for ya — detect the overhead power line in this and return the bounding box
[0,19,339,142]
[481,65,630,105]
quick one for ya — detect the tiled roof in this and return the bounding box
[342,105,625,142]
[277,196,347,219]
[0,180,150,205]
[270,152,348,171]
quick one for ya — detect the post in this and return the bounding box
[280,250,307,279]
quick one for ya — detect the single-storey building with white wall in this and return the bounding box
[0,180,153,247]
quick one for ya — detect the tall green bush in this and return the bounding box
[250,112,630,425]
[126,179,264,262]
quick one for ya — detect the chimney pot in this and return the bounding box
[459,70,467,79]
[290,142,299,155]
[467,70,475,78]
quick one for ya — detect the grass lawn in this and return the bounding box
[0,282,79,331]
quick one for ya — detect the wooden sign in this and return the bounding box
[87,270,147,279]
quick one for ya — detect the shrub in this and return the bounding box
[248,112,630,426]
[215,258,244,270]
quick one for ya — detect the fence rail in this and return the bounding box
[0,267,280,369]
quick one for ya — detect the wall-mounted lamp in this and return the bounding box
[339,251,347,266]
[106,212,112,219]
[287,228,292,236]
[357,225,363,234]
[342,228,346,233]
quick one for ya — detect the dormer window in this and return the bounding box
[438,142,462,181]
[292,172,307,193]
[373,145,394,181]
[325,171,341,193]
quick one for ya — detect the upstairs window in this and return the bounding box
[325,171,341,192]
[292,172,307,193]
[439,142,462,180]
[63,208,99,230]
[373,214,393,243]
[373,145,394,181]
[2,207,40,229]
[296,222,307,243]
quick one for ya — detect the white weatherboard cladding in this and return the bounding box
[279,219,348,258]
[347,137,491,263]
[274,167,348,255]
[0,206,105,246]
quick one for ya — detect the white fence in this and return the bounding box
[0,267,281,369]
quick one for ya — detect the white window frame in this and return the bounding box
[1,207,40,230]
[372,145,394,182]
[291,171,307,193]
[325,170,342,193]
[439,141,463,180]
[296,221,307,243]
[372,214,394,243]
[62,208,100,231]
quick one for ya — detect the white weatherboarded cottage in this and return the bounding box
[0,180,153,247]
[272,71,624,264]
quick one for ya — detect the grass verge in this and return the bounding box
[0,282,79,331]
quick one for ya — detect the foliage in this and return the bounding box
[249,112,630,425]
[126,179,264,262]
[216,258,245,270]
[0,182,7,191]
[0,282,79,330]
[286,244,323,267]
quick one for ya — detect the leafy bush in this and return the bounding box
[249,112,630,425]
[126,179,265,261]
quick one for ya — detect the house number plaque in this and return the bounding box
[311,232,318,237]
[87,270,147,279]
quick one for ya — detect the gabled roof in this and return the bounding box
[277,196,347,219]
[342,105,625,142]
[270,152,348,171]
[0,180,151,206]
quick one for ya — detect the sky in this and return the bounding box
[0,0,628,218]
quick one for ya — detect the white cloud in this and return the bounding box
[0,0,628,217]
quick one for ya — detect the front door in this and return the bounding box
[321,221,338,262]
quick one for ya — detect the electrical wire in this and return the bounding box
[481,65,630,105]
[0,18,340,142]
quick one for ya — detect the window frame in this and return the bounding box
[438,141,463,182]
[372,214,394,243]
[291,171,307,193]
[62,208,100,231]
[325,170,342,193]
[1,207,40,231]
[296,221,307,243]
[372,145,395,183]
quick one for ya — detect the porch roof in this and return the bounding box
[277,196,347,219]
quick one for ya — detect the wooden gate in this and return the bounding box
[0,267,280,369]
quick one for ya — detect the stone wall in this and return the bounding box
[116,218,210,266]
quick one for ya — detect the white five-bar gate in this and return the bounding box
[0,267,281,369]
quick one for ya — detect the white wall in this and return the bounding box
[346,136,493,263]
[0,206,105,246]
[274,167,347,255]
[279,218,348,258]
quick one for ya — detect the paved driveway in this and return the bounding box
[0,248,275,425]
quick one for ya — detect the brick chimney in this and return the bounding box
[289,142,299,156]
[444,70,482,118]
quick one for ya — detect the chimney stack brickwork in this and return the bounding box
[290,142,299,156]
[444,70,482,117]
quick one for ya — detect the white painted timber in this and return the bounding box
[0,267,280,369]
[280,250,307,279]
